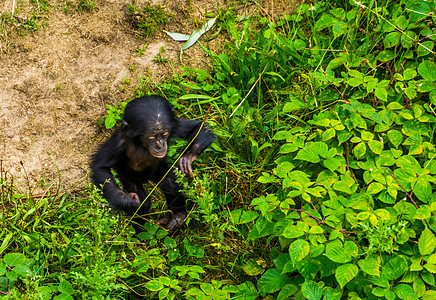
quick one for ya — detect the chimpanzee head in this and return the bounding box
[122,95,177,158]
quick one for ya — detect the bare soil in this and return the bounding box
[0,0,296,194]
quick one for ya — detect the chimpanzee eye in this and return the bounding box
[147,136,156,140]
[162,132,169,136]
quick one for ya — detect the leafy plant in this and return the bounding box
[128,3,173,37]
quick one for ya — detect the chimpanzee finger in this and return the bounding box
[129,192,140,205]
[156,214,172,225]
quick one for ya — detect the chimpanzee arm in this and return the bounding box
[174,119,216,177]
[90,130,140,213]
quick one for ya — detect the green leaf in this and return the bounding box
[368,140,383,154]
[393,284,418,300]
[377,50,395,62]
[358,257,380,276]
[242,259,265,276]
[353,142,366,159]
[322,128,336,141]
[4,253,26,267]
[145,279,164,291]
[257,269,292,295]
[417,41,434,57]
[294,142,329,163]
[367,182,384,194]
[181,18,216,51]
[384,32,401,48]
[301,280,322,300]
[314,15,337,31]
[375,87,387,101]
[418,61,436,81]
[277,284,298,300]
[383,256,408,280]
[387,102,404,110]
[335,264,358,288]
[164,31,190,41]
[58,281,74,295]
[325,240,351,263]
[414,178,432,202]
[348,77,363,87]
[419,229,436,255]
[361,131,374,141]
[387,130,403,148]
[289,239,310,264]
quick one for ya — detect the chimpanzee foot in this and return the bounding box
[157,212,186,231]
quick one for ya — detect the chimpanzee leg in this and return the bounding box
[156,170,186,214]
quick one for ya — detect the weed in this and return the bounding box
[128,3,173,37]
[153,46,169,63]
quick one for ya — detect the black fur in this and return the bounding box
[90,95,215,230]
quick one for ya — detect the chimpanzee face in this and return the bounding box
[141,129,170,158]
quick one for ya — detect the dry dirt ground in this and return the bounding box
[0,0,296,194]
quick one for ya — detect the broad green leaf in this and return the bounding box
[4,253,26,267]
[368,140,383,154]
[418,61,436,81]
[277,284,298,300]
[322,128,336,141]
[145,279,164,291]
[257,269,292,295]
[387,102,404,110]
[322,287,342,300]
[242,259,265,276]
[384,32,401,48]
[393,284,418,300]
[58,281,74,294]
[367,182,384,194]
[419,229,436,255]
[325,240,351,263]
[418,41,434,57]
[375,87,387,101]
[333,21,348,38]
[361,131,374,141]
[387,130,403,148]
[383,256,408,280]
[314,15,337,31]
[323,157,341,172]
[294,142,329,163]
[403,69,417,81]
[377,50,395,62]
[414,178,432,203]
[289,239,310,264]
[348,77,363,87]
[301,280,322,300]
[358,257,380,276]
[353,142,366,159]
[335,264,358,288]
[282,224,305,239]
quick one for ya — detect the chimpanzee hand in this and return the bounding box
[121,192,141,211]
[178,154,197,178]
[157,212,186,231]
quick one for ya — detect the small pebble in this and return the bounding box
[8,132,14,138]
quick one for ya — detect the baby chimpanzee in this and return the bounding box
[90,95,215,231]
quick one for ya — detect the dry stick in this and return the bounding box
[230,61,270,118]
